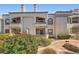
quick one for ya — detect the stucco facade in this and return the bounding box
[1,9,79,38]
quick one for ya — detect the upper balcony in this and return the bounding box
[35,17,47,27]
[10,17,21,27]
[67,16,79,28]
[11,17,21,24]
[68,16,79,24]
[5,17,21,25]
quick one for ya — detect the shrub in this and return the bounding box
[0,46,4,53]
[36,36,52,46]
[3,34,51,54]
[57,34,71,39]
[0,33,15,40]
[0,33,15,53]
[40,47,56,54]
[63,43,79,53]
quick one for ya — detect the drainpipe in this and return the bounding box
[46,14,49,39]
[54,16,58,39]
[21,16,23,33]
[10,17,12,33]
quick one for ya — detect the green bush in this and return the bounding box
[0,33,15,53]
[36,36,52,46]
[0,46,4,53]
[63,43,79,53]
[0,33,15,40]
[57,34,71,39]
[2,34,51,54]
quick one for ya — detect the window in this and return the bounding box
[12,17,21,23]
[36,28,45,35]
[36,17,45,23]
[48,18,53,25]
[48,29,53,35]
[5,19,10,25]
[5,29,9,33]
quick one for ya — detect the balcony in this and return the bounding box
[67,23,79,29]
[11,27,21,34]
[70,26,79,34]
[10,23,21,27]
[35,22,47,28]
[35,17,47,27]
[67,17,79,28]
[36,28,46,35]
[10,17,21,27]
[11,17,21,23]
[70,21,79,27]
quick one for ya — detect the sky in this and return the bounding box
[0,4,79,15]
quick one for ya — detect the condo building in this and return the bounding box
[0,9,79,38]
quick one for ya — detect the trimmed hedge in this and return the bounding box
[57,34,71,39]
[63,43,79,53]
[1,34,52,54]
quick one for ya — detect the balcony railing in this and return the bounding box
[10,23,21,28]
[35,21,46,27]
[11,22,21,24]
[36,21,46,24]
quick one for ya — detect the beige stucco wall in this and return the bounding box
[47,14,55,36]
[3,12,48,35]
[0,18,2,33]
[55,16,68,35]
[2,12,73,37]
[2,14,10,33]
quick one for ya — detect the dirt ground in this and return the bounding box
[37,39,79,54]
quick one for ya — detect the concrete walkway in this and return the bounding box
[37,39,79,54]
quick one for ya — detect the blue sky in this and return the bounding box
[0,4,79,15]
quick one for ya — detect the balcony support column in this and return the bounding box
[45,28,49,39]
[69,17,72,34]
[21,16,23,33]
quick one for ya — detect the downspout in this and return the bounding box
[54,15,58,39]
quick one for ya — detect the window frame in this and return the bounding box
[36,17,46,24]
[48,18,53,25]
[5,29,9,33]
[5,18,10,25]
[48,29,53,35]
[36,28,45,35]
